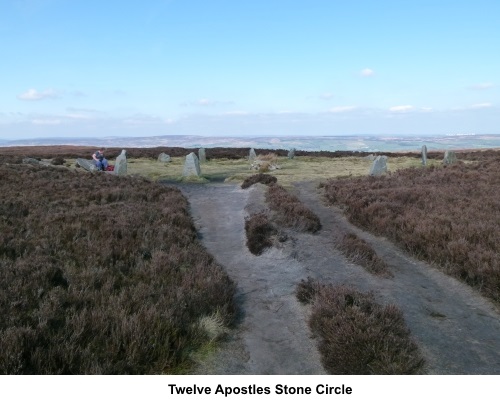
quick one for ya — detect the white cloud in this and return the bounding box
[389,105,415,112]
[32,119,61,125]
[18,88,59,101]
[319,92,334,100]
[468,83,495,90]
[360,68,375,77]
[329,106,357,113]
[470,102,493,109]
[222,111,248,116]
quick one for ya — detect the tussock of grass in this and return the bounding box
[337,232,392,277]
[0,164,236,374]
[297,279,425,375]
[266,184,321,233]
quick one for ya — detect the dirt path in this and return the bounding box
[174,181,500,374]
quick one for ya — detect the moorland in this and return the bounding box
[1,145,500,374]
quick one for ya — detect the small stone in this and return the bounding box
[287,148,296,159]
[158,152,171,163]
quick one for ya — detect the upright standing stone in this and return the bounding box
[198,147,206,163]
[369,156,388,176]
[183,152,201,177]
[287,148,296,159]
[158,152,171,163]
[114,150,128,175]
[249,148,257,161]
[421,145,428,166]
[443,150,457,165]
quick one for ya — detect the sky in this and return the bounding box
[0,0,499,140]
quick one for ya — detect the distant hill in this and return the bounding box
[1,134,500,152]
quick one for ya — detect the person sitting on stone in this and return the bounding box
[92,148,108,171]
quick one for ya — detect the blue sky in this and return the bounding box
[0,0,499,140]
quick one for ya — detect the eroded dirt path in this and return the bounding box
[174,181,500,374]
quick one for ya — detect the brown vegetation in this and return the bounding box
[241,173,277,189]
[244,213,277,255]
[266,184,321,233]
[296,278,425,374]
[337,233,392,277]
[323,159,500,302]
[0,163,236,374]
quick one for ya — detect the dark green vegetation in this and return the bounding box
[297,278,425,374]
[0,164,236,374]
[323,156,500,302]
[337,232,392,277]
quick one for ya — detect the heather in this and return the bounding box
[241,173,277,189]
[323,159,500,302]
[266,184,321,233]
[0,164,236,374]
[244,213,277,255]
[337,233,392,277]
[297,278,425,374]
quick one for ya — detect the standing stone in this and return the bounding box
[249,148,257,161]
[443,150,457,165]
[198,147,206,163]
[158,152,171,163]
[421,145,428,166]
[182,152,201,177]
[369,156,388,176]
[114,150,128,175]
[287,148,296,159]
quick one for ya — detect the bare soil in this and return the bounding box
[173,180,500,375]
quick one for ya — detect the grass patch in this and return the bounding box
[297,278,425,375]
[241,173,278,189]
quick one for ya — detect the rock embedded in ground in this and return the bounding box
[76,158,97,172]
[288,148,296,159]
[158,152,171,163]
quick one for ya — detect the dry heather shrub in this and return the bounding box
[0,163,236,374]
[304,283,425,375]
[337,233,392,277]
[245,212,276,255]
[257,153,278,162]
[323,160,500,302]
[296,277,321,304]
[241,173,277,189]
[266,184,321,233]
